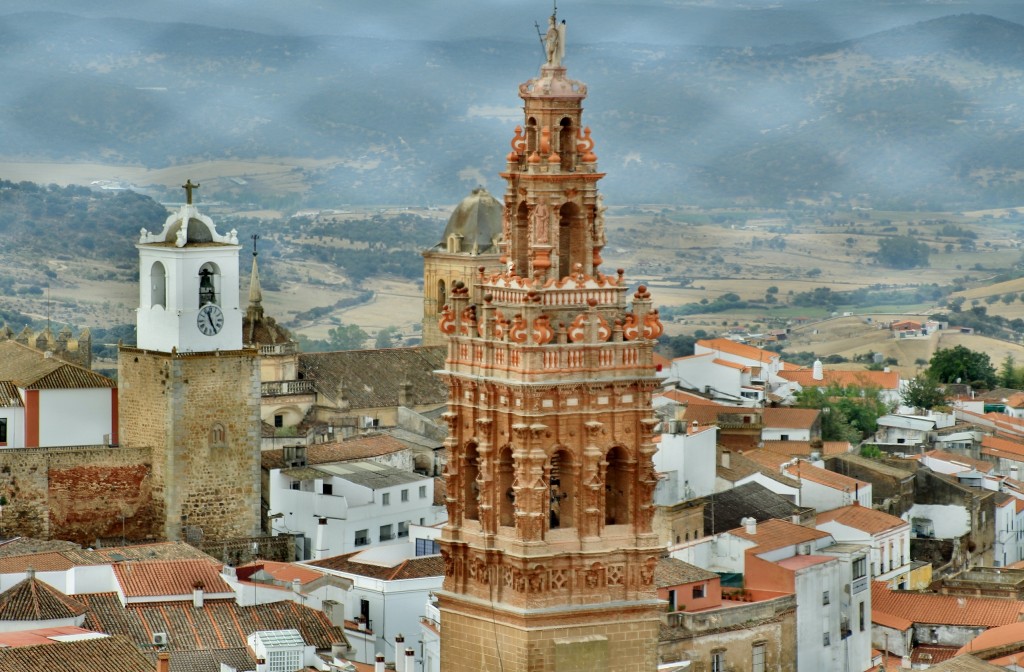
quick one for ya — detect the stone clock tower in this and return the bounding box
[118,182,261,542]
[436,16,665,672]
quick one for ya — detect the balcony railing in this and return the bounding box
[261,380,314,396]
[852,576,868,594]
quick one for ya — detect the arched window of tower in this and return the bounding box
[526,117,538,155]
[463,443,480,522]
[548,449,576,530]
[514,201,530,274]
[437,280,446,313]
[150,261,166,309]
[604,446,631,526]
[497,446,515,528]
[557,202,583,280]
[559,117,575,172]
[198,262,221,307]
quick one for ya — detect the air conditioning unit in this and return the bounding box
[152,632,169,647]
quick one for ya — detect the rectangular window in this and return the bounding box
[852,557,867,579]
[823,632,831,646]
[382,493,390,506]
[859,601,865,632]
[419,485,427,499]
[380,524,393,541]
[267,649,303,672]
[322,483,333,495]
[752,643,766,672]
[415,538,440,556]
[398,521,409,537]
[823,590,830,605]
[289,481,300,491]
[401,489,409,502]
[711,651,724,672]
[354,529,369,546]
[0,418,6,444]
[274,414,283,428]
[692,584,706,599]
[780,434,789,441]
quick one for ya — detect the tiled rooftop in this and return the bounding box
[80,591,347,653]
[655,558,718,588]
[0,634,154,672]
[0,340,115,390]
[784,460,868,492]
[299,346,447,411]
[695,338,780,363]
[718,450,801,489]
[309,552,444,581]
[728,518,831,554]
[262,434,411,470]
[762,440,850,457]
[981,434,1024,458]
[921,449,993,473]
[113,559,232,599]
[872,583,1024,628]
[0,576,87,621]
[777,367,899,390]
[761,407,819,429]
[816,503,908,535]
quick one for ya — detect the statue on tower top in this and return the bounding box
[544,10,566,67]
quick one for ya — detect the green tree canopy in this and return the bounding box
[795,383,891,442]
[928,345,997,389]
[900,375,946,411]
[874,235,931,269]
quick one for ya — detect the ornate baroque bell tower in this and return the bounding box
[436,15,665,672]
[119,181,261,542]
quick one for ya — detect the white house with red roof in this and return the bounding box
[653,413,718,504]
[672,517,872,672]
[0,341,117,448]
[665,352,764,406]
[761,407,821,442]
[815,503,912,589]
[784,460,872,512]
[776,359,903,407]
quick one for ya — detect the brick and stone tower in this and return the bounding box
[118,181,261,542]
[436,14,665,672]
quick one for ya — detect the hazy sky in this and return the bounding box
[6,1,1024,47]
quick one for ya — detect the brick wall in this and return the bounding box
[0,445,160,544]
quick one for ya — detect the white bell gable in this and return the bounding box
[135,203,243,352]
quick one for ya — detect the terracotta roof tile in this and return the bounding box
[655,389,730,407]
[711,358,748,371]
[717,450,801,489]
[308,552,444,581]
[695,338,780,363]
[0,635,154,672]
[0,551,78,574]
[743,449,793,471]
[299,346,447,411]
[262,433,409,470]
[921,449,993,474]
[777,367,900,390]
[80,592,347,652]
[0,341,115,390]
[816,504,908,535]
[762,407,820,429]
[0,382,21,407]
[956,621,1024,656]
[784,460,868,492]
[113,559,231,598]
[981,435,1024,458]
[871,583,1024,628]
[655,558,718,588]
[0,576,87,621]
[728,518,831,554]
[762,440,850,457]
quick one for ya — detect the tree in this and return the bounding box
[874,235,930,269]
[900,375,946,411]
[327,324,369,351]
[795,383,891,442]
[999,354,1023,389]
[657,334,696,359]
[375,326,401,349]
[928,345,997,389]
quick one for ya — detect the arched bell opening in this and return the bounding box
[557,201,583,280]
[526,117,539,155]
[497,446,516,528]
[150,261,167,308]
[548,449,576,530]
[558,117,576,172]
[514,201,530,274]
[463,442,481,522]
[198,262,221,307]
[604,446,632,526]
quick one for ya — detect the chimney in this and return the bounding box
[26,567,35,580]
[314,516,329,561]
[157,653,170,672]
[405,647,416,672]
[398,380,412,407]
[720,450,731,470]
[812,359,823,381]
[1012,466,1019,482]
[193,585,204,608]
[743,517,757,535]
[331,641,349,663]
[375,653,386,672]
[292,578,301,593]
[690,420,699,435]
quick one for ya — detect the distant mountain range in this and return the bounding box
[4,11,1024,208]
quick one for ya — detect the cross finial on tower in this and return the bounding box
[182,179,200,204]
[251,233,260,258]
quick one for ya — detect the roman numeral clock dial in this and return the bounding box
[197,304,224,336]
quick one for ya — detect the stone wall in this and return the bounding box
[0,445,159,545]
[119,348,262,542]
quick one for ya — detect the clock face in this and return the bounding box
[197,304,224,336]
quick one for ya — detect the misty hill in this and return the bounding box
[5,12,1024,207]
